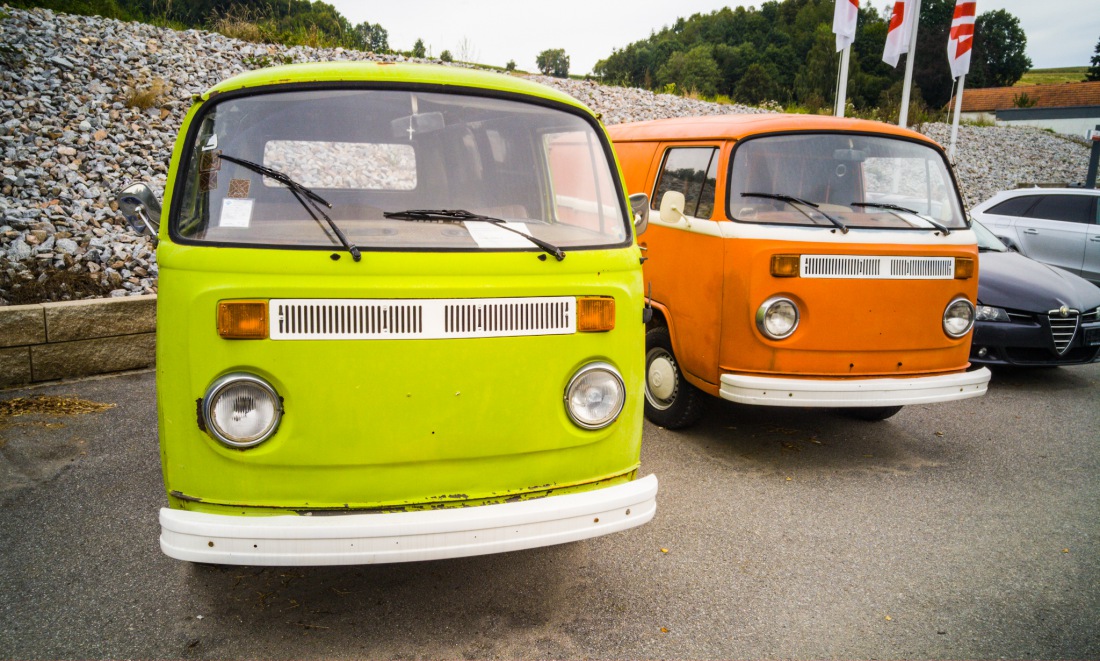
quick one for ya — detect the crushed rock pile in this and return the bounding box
[0,7,1092,304]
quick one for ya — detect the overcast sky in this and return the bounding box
[326,0,1098,75]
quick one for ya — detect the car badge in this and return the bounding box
[1059,306,1069,318]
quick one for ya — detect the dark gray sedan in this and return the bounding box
[971,220,1100,367]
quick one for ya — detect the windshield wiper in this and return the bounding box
[383,209,565,261]
[742,192,848,234]
[851,201,951,235]
[218,154,361,261]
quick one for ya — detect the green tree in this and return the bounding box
[734,62,779,105]
[505,59,516,72]
[439,49,453,62]
[848,5,894,110]
[1089,35,1100,81]
[536,48,570,77]
[353,21,388,53]
[969,9,1032,88]
[911,0,956,109]
[411,38,426,59]
[656,44,720,97]
[794,24,836,107]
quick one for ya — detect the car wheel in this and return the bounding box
[840,405,903,421]
[644,325,705,429]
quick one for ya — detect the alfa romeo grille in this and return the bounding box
[800,255,955,279]
[1046,309,1080,354]
[270,297,575,340]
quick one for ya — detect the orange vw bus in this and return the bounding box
[609,115,990,428]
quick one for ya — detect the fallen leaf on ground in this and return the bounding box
[0,396,115,417]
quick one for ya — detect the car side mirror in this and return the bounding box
[659,191,688,227]
[629,193,649,235]
[115,182,162,238]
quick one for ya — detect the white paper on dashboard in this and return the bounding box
[219,198,254,228]
[464,221,532,248]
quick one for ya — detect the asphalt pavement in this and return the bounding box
[1,365,1097,659]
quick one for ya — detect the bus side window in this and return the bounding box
[652,147,719,219]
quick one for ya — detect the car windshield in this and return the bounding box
[173,89,629,251]
[727,133,967,230]
[971,219,1010,252]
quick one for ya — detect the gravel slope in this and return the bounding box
[0,7,1092,304]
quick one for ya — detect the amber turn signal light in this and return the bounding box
[217,300,268,339]
[770,254,801,277]
[954,257,975,279]
[577,297,615,332]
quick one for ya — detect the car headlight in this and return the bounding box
[564,363,625,430]
[202,373,283,447]
[943,298,976,338]
[975,304,1010,322]
[756,296,799,340]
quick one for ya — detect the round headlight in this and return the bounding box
[756,296,799,340]
[564,363,625,430]
[943,297,976,338]
[202,373,282,448]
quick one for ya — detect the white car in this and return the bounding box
[970,187,1100,285]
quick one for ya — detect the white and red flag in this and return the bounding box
[948,0,977,78]
[832,0,859,51]
[882,0,917,67]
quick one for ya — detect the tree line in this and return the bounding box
[9,0,390,52]
[593,0,1032,113]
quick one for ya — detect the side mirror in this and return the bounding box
[115,182,162,238]
[659,191,688,226]
[629,192,649,235]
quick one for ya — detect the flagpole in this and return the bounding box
[949,73,965,160]
[836,45,851,117]
[898,0,921,126]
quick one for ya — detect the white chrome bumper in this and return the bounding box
[160,474,658,566]
[719,367,990,407]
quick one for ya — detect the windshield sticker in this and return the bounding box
[464,221,534,249]
[201,134,218,151]
[199,150,221,172]
[228,178,251,198]
[199,171,217,192]
[219,198,253,228]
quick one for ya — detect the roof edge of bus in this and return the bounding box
[606,114,939,147]
[200,62,590,113]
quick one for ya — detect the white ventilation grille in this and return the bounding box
[270,297,575,340]
[801,255,955,279]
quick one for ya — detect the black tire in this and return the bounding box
[841,405,903,421]
[644,325,705,429]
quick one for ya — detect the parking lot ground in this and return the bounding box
[1,365,1098,659]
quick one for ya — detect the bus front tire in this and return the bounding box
[644,326,705,429]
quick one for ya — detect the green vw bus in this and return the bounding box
[117,62,656,566]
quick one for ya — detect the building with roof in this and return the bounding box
[948,81,1100,136]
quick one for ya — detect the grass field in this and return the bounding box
[1017,67,1089,86]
